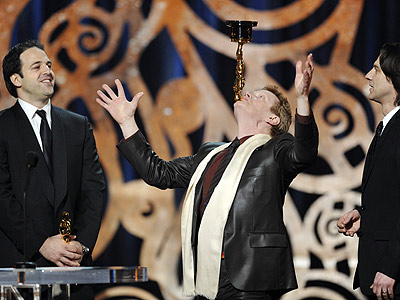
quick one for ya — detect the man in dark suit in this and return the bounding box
[96,54,317,299]
[0,40,105,298]
[337,43,400,300]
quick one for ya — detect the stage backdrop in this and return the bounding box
[1,0,400,299]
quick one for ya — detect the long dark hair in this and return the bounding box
[379,42,400,106]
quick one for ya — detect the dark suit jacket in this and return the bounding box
[117,115,318,293]
[0,102,105,267]
[355,108,400,295]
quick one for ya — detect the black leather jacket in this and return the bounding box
[117,115,318,292]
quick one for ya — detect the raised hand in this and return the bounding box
[96,79,144,138]
[294,54,314,116]
[295,53,314,98]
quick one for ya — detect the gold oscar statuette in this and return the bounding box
[59,211,72,243]
[225,20,257,102]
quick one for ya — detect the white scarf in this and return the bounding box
[181,134,271,299]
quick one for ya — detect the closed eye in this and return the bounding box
[254,93,265,100]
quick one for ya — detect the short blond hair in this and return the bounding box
[262,85,292,137]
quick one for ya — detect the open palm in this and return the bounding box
[295,53,314,98]
[96,79,143,125]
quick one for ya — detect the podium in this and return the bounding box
[0,266,147,299]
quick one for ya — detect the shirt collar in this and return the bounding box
[382,105,400,128]
[18,98,51,120]
[235,135,252,145]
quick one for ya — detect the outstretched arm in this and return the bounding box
[295,53,314,116]
[277,53,318,179]
[96,79,143,139]
[96,78,194,189]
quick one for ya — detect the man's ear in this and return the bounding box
[10,73,22,88]
[266,115,280,126]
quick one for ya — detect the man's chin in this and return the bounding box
[233,102,244,115]
[233,101,246,108]
[43,88,55,98]
[366,92,374,101]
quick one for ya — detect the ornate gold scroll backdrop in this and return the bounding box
[0,0,377,299]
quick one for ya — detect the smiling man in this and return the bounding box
[96,54,318,299]
[337,43,400,300]
[0,40,105,299]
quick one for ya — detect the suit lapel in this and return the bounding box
[51,107,68,209]
[12,103,55,206]
[361,136,376,189]
[362,109,400,191]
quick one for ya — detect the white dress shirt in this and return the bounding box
[18,99,52,151]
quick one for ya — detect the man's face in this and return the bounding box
[12,47,55,104]
[234,89,279,123]
[365,57,396,105]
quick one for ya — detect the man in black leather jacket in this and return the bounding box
[96,54,318,300]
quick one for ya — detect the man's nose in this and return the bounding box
[365,70,372,80]
[42,65,51,73]
[245,91,252,98]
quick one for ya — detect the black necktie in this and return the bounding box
[36,110,52,176]
[200,139,240,215]
[371,121,383,155]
